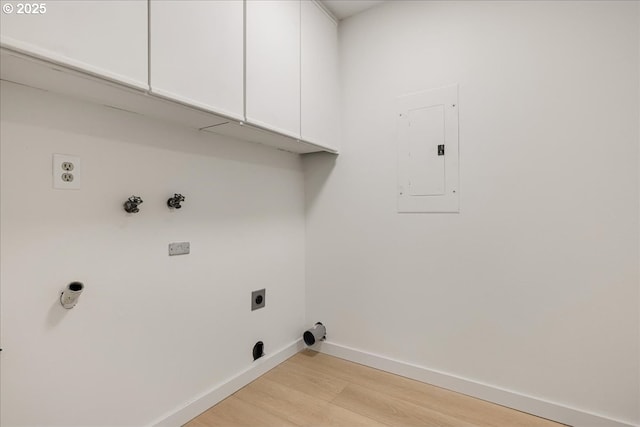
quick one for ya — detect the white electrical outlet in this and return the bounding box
[53,154,81,190]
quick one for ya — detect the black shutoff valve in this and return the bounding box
[167,193,185,209]
[124,196,143,213]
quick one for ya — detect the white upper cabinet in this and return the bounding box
[149,1,244,121]
[0,0,340,153]
[246,0,301,139]
[301,1,340,151]
[0,0,148,89]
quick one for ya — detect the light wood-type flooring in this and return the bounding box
[185,351,565,427]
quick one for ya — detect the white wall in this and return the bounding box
[304,1,640,424]
[0,81,305,426]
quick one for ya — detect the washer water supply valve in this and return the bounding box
[167,194,185,209]
[124,196,143,213]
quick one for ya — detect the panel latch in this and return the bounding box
[438,144,445,156]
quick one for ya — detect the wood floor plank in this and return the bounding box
[263,359,349,402]
[184,395,295,427]
[183,418,211,427]
[332,382,477,427]
[186,351,565,427]
[289,351,563,427]
[302,401,391,427]
[233,376,386,427]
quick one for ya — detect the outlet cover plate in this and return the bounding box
[169,242,190,256]
[53,154,81,190]
[252,289,266,311]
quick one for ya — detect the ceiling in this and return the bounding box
[320,0,385,20]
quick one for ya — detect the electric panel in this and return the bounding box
[397,85,459,213]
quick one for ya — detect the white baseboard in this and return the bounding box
[151,339,305,427]
[316,341,637,427]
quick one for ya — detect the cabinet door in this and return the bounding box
[301,1,340,151]
[150,0,243,121]
[246,0,301,139]
[0,0,147,89]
